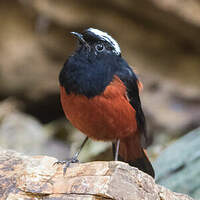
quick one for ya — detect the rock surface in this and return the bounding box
[0,148,193,200]
[0,99,69,159]
[154,127,200,199]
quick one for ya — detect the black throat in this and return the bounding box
[59,48,119,98]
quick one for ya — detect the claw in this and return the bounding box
[53,160,66,166]
[53,137,88,175]
[53,157,79,175]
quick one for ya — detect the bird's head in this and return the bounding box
[71,28,121,57]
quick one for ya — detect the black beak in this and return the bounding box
[70,32,89,48]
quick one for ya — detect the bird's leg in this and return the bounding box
[115,139,120,161]
[53,136,88,175]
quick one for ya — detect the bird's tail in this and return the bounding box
[113,134,155,178]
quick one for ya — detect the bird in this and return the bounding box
[56,27,155,178]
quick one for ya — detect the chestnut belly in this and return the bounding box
[60,86,137,141]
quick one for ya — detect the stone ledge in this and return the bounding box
[0,148,193,200]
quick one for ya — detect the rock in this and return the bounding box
[0,99,69,159]
[0,148,193,200]
[150,0,200,27]
[0,111,49,155]
[142,77,200,137]
[153,127,200,199]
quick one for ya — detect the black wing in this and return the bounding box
[115,58,147,146]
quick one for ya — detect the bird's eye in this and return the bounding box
[95,44,104,52]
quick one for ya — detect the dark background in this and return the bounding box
[0,0,200,197]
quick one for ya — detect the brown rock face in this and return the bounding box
[0,148,193,200]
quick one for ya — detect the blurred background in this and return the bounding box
[0,0,200,198]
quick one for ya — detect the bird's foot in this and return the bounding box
[53,156,79,175]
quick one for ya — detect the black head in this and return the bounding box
[71,28,121,57]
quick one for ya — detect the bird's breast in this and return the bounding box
[60,76,137,141]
